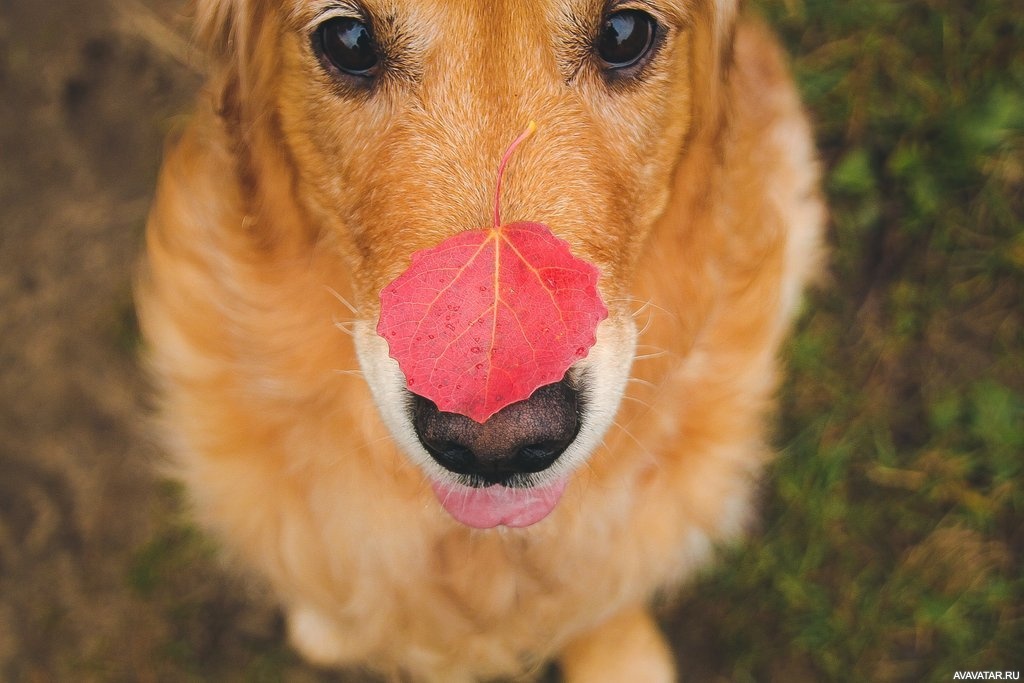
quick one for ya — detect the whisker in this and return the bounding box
[569,447,600,502]
[332,369,364,377]
[333,318,357,337]
[635,343,667,353]
[609,418,657,463]
[607,296,678,323]
[348,433,400,457]
[636,308,656,338]
[633,349,669,361]
[387,448,430,485]
[325,286,359,315]
[620,394,652,410]
[626,299,654,322]
[313,432,397,476]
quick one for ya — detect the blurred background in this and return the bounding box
[0,0,1020,680]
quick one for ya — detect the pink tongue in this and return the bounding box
[431,479,567,529]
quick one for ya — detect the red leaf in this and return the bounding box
[377,123,607,422]
[377,221,607,422]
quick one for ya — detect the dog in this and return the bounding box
[136,0,824,679]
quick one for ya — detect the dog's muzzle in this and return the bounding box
[411,377,579,487]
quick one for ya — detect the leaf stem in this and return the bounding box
[493,121,537,228]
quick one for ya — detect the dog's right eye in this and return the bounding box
[596,10,658,72]
[315,17,380,78]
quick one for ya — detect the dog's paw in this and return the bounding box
[560,607,675,683]
[286,604,350,666]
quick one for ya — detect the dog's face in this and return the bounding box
[206,0,736,526]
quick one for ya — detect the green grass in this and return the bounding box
[668,1,1024,680]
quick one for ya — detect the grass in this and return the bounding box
[126,1,1023,680]
[668,1,1024,680]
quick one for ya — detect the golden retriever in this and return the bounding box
[136,0,824,679]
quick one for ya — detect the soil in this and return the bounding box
[0,1,351,679]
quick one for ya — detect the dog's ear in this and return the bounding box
[191,0,276,117]
[193,0,273,67]
[690,0,739,138]
[194,0,244,62]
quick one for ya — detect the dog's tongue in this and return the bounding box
[431,479,567,529]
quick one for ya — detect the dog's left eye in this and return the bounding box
[316,17,380,78]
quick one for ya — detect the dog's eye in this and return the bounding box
[596,10,657,70]
[316,17,380,78]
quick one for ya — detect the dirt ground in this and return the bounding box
[0,1,349,679]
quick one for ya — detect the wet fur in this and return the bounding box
[137,0,824,680]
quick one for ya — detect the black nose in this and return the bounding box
[412,378,580,486]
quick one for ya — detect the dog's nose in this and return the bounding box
[412,379,579,486]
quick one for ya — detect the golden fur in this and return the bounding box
[136,0,824,679]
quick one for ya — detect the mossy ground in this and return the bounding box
[668,2,1023,679]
